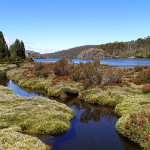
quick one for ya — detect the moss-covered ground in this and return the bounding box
[0,85,75,149]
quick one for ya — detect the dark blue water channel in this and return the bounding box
[0,73,140,150]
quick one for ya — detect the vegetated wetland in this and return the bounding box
[0,72,141,150]
[0,58,150,150]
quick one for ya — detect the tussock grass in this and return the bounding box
[0,85,75,149]
[0,126,46,150]
[48,84,79,97]
[80,87,125,107]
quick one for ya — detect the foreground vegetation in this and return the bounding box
[80,86,150,149]
[0,85,74,149]
[6,58,150,149]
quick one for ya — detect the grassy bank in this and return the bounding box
[0,85,75,149]
[0,64,16,72]
[80,86,150,149]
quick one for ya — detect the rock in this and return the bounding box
[77,48,110,59]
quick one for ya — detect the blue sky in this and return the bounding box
[0,0,150,53]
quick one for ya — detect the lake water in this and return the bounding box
[35,58,150,66]
[0,73,140,150]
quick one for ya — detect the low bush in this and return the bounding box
[116,110,150,149]
[132,78,143,85]
[137,67,150,84]
[101,67,124,85]
[34,62,53,78]
[53,58,72,76]
[142,84,150,93]
[71,60,102,88]
[134,65,148,72]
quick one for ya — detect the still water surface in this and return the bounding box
[35,58,150,66]
[0,73,140,150]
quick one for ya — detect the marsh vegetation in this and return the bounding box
[5,58,150,149]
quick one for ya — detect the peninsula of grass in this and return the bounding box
[0,85,75,149]
[6,59,150,149]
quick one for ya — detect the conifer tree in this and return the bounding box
[10,39,26,59]
[0,31,7,59]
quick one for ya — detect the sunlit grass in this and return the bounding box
[0,85,75,149]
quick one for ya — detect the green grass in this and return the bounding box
[0,85,75,149]
[48,84,79,97]
[0,126,47,150]
[80,87,125,107]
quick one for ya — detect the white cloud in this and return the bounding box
[4,37,13,47]
[25,45,58,54]
[4,37,58,54]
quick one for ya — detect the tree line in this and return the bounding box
[0,31,26,62]
[96,37,150,58]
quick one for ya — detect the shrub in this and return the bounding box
[134,65,148,72]
[53,58,71,76]
[132,78,143,85]
[34,62,53,78]
[137,67,150,84]
[101,67,124,85]
[79,79,90,89]
[71,60,102,87]
[34,62,44,71]
[142,84,150,93]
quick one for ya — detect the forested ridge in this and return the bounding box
[30,36,150,59]
[96,37,150,58]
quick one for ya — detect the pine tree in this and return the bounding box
[0,31,7,59]
[20,40,25,59]
[9,44,17,58]
[10,39,26,59]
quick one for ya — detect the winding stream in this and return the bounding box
[0,73,140,150]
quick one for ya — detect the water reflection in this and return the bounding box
[0,72,9,86]
[54,97,116,124]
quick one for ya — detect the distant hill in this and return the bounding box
[40,45,96,58]
[27,36,150,59]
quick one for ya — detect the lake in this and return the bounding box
[35,58,150,66]
[0,73,140,150]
